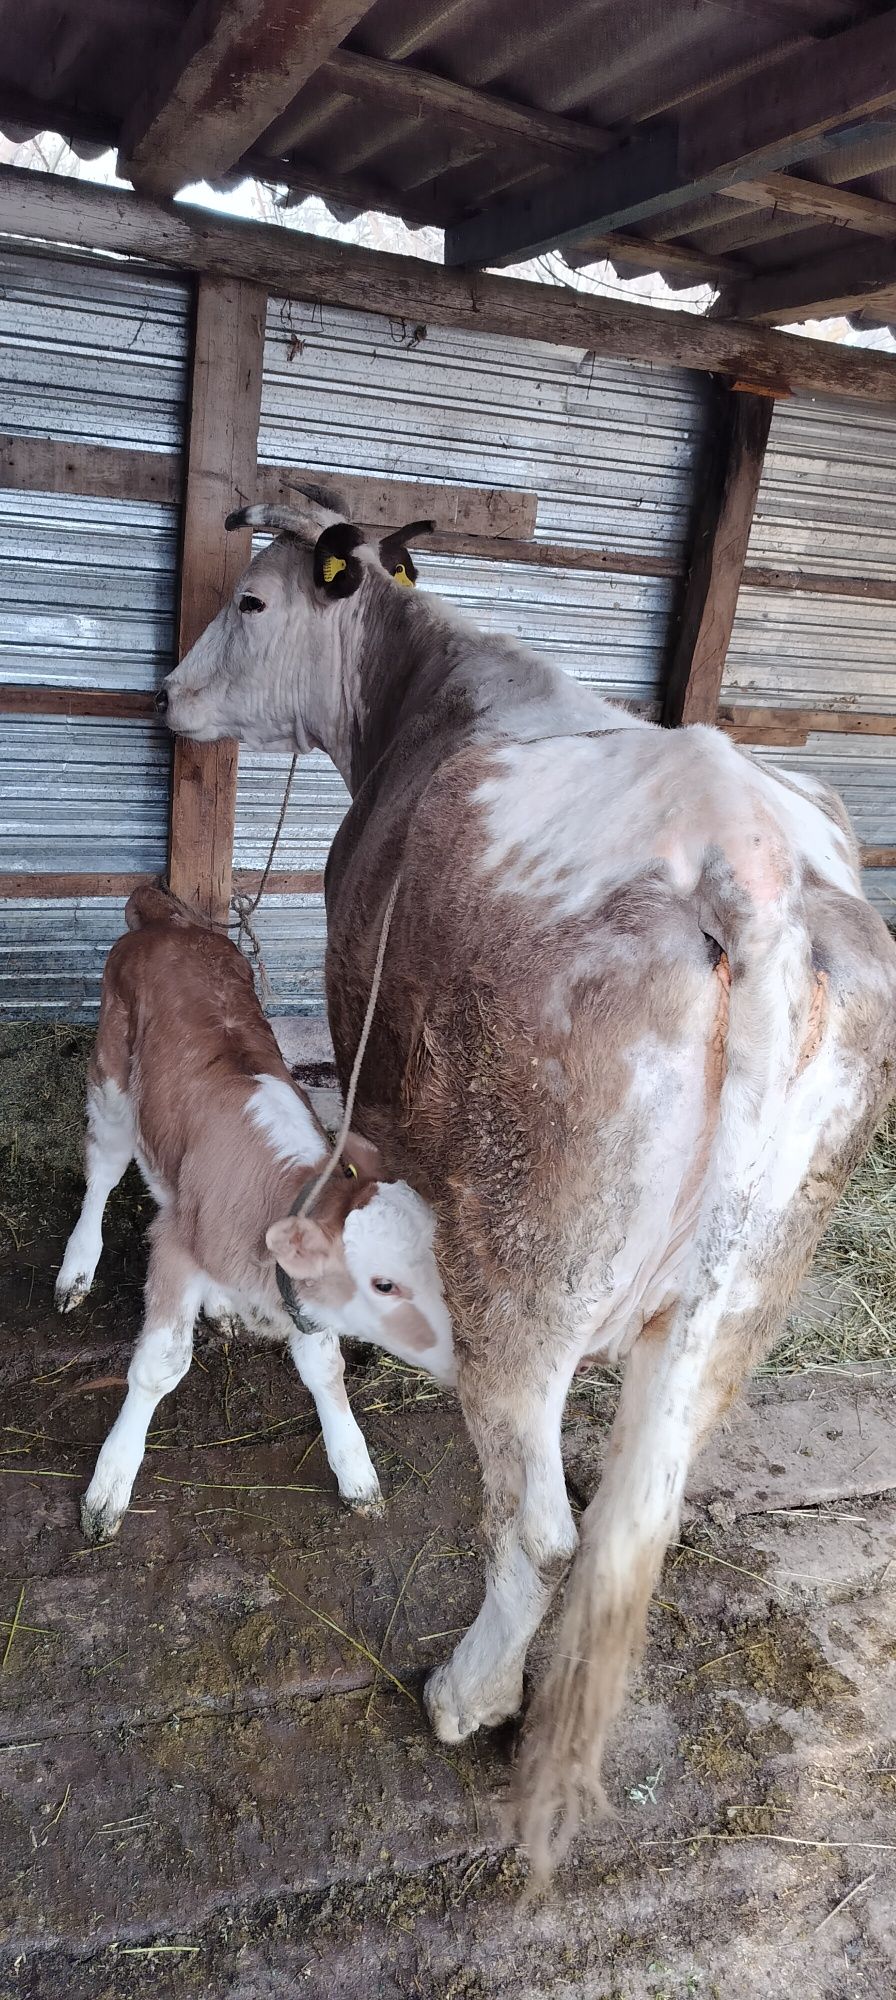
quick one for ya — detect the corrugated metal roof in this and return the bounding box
[0,897,132,1020]
[2,0,894,324]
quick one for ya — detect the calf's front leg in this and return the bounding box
[288,1325,383,1514]
[81,1232,203,1543]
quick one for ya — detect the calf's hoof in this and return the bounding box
[424,1660,524,1743]
[80,1481,129,1545]
[342,1479,385,1519]
[55,1275,91,1314]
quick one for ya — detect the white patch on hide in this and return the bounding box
[247,1074,325,1167]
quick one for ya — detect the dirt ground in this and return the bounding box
[1,1025,895,2000]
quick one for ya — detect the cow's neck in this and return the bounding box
[336,579,622,799]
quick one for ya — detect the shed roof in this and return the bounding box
[2,0,896,328]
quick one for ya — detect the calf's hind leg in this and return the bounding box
[425,1343,578,1742]
[56,1074,135,1311]
[81,1226,203,1543]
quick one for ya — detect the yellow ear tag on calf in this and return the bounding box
[322,553,347,585]
[392,562,414,587]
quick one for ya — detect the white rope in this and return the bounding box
[298,873,401,1217]
[229,752,299,1002]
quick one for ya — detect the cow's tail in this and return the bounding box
[125,880,206,932]
[517,853,813,1881]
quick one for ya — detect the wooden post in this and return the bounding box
[168,275,266,922]
[662,386,774,729]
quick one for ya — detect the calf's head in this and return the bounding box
[158,484,432,777]
[266,1175,454,1384]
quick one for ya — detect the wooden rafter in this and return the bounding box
[444,12,896,268]
[119,0,375,198]
[719,172,896,240]
[718,235,896,323]
[663,387,773,729]
[4,169,896,405]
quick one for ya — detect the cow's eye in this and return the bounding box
[371,1278,394,1295]
[239,593,265,614]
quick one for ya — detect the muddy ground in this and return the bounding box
[0,1025,895,2000]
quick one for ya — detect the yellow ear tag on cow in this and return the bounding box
[392,562,414,587]
[322,553,347,585]
[344,1161,359,1180]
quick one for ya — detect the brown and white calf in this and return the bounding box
[58,885,452,1543]
[158,485,896,1872]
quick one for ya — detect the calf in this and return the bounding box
[58,885,452,1542]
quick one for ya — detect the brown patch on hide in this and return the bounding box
[386,1302,437,1354]
[795,969,829,1076]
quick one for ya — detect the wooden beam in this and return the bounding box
[168,275,266,924]
[255,466,535,538]
[0,685,157,718]
[0,435,181,506]
[564,232,737,282]
[444,12,896,267]
[719,237,896,324]
[663,387,773,728]
[120,0,374,197]
[740,567,896,604]
[720,172,896,240]
[858,847,896,870]
[304,48,611,166]
[232,868,323,895]
[718,706,896,738]
[0,872,152,900]
[4,171,896,405]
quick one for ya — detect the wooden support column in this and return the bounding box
[168,275,266,922]
[662,387,774,728]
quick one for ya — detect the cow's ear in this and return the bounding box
[379,519,434,588]
[313,522,365,598]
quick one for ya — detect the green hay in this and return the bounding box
[770,1104,896,1373]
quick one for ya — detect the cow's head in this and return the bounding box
[157,483,433,777]
[265,1176,455,1384]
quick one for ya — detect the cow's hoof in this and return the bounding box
[55,1275,90,1313]
[424,1661,523,1742]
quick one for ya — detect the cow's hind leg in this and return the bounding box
[81,1226,203,1543]
[56,1073,135,1311]
[425,1344,578,1742]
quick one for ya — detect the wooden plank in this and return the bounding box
[255,466,536,538]
[0,685,157,718]
[719,236,896,324]
[718,705,896,738]
[120,0,374,197]
[168,275,266,924]
[0,872,151,900]
[444,12,896,267]
[720,172,896,240]
[859,847,896,869]
[3,171,896,406]
[741,566,896,604]
[0,435,180,505]
[233,868,324,895]
[565,232,738,282]
[663,388,773,728]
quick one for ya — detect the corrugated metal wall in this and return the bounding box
[727,392,896,910]
[238,297,710,1009]
[0,244,188,1017]
[2,253,895,1019]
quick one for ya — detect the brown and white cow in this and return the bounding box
[58,884,452,1543]
[157,485,896,1872]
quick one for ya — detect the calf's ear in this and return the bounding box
[266,1214,332,1280]
[313,522,365,598]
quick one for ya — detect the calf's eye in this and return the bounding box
[371,1278,394,1295]
[239,593,265,614]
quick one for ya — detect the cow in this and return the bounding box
[58,884,452,1544]
[155,484,896,1874]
